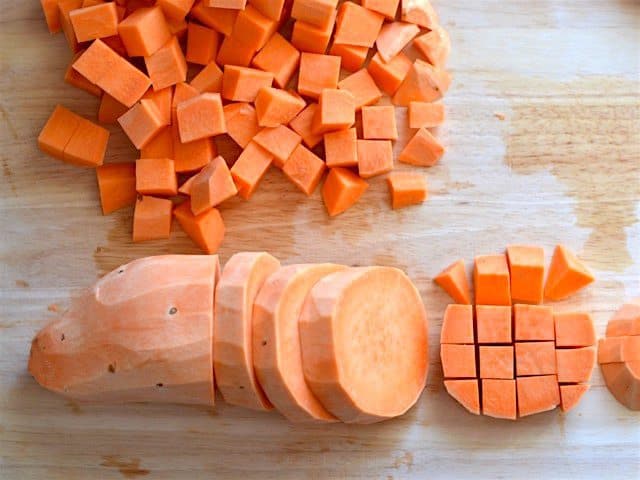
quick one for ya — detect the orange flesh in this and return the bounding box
[440,304,474,344]
[441,344,476,378]
[515,342,557,376]
[507,245,545,304]
[223,102,261,148]
[479,346,514,380]
[299,267,428,423]
[482,379,516,420]
[253,264,346,423]
[434,259,472,305]
[28,255,219,406]
[214,252,280,411]
[544,244,595,301]
[516,375,560,417]
[560,384,589,412]
[514,304,554,341]
[556,347,596,383]
[444,379,480,415]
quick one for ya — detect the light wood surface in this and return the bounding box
[1,1,639,478]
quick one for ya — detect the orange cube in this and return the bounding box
[367,51,412,96]
[322,167,368,217]
[222,65,274,102]
[413,25,451,68]
[118,6,172,57]
[96,163,137,215]
[434,259,472,305]
[158,0,197,23]
[63,118,110,167]
[253,125,302,168]
[143,87,173,126]
[441,344,476,379]
[248,0,286,20]
[191,61,224,93]
[324,128,357,168]
[444,379,480,416]
[298,53,341,99]
[338,69,382,111]
[362,0,400,19]
[399,127,444,166]
[223,102,260,148]
[145,36,188,91]
[482,379,516,420]
[69,2,119,42]
[186,22,219,65]
[515,342,556,376]
[362,105,398,140]
[479,346,514,380]
[73,39,151,107]
[314,89,355,134]
[333,1,384,47]
[190,156,237,215]
[507,245,545,304]
[408,101,445,129]
[282,145,326,196]
[554,312,596,347]
[329,43,368,72]
[251,33,301,88]
[387,172,427,209]
[38,105,83,160]
[291,12,336,54]
[514,304,554,341]
[291,0,338,28]
[141,127,174,159]
[216,34,256,67]
[476,305,512,344]
[173,201,225,254]
[440,304,474,344]
[190,2,239,36]
[133,196,173,242]
[401,0,439,29]
[516,375,560,417]
[65,52,102,97]
[474,254,512,306]
[136,158,178,196]
[544,244,595,301]
[255,88,306,127]
[556,347,596,383]
[393,59,451,106]
[231,5,277,51]
[176,93,226,143]
[289,103,323,149]
[58,0,85,53]
[357,139,394,178]
[230,141,274,199]
[119,99,168,149]
[172,124,216,173]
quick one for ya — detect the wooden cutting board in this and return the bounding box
[1,1,638,478]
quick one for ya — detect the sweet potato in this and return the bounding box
[214,252,280,411]
[29,256,220,406]
[299,267,428,423]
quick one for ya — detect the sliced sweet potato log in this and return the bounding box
[214,252,280,411]
[444,379,480,415]
[516,375,560,417]
[560,384,589,413]
[299,267,428,423]
[28,255,220,406]
[253,263,346,423]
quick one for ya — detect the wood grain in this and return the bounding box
[1,1,639,478]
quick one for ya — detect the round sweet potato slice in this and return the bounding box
[214,252,280,411]
[299,267,429,424]
[252,263,346,423]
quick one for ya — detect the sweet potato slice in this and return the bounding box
[600,361,640,411]
[299,267,428,423]
[28,255,220,406]
[560,384,589,413]
[214,252,280,411]
[253,264,346,423]
[444,379,480,415]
